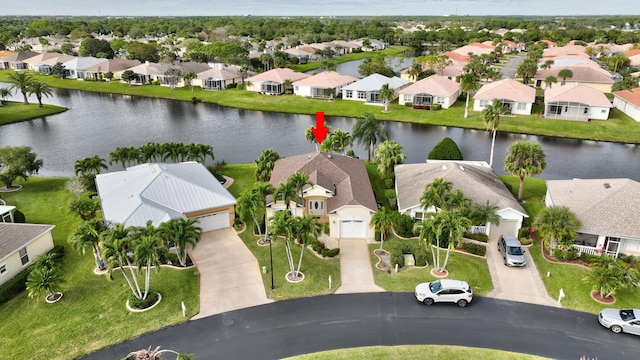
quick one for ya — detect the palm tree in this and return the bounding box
[558,69,573,85]
[133,231,166,300]
[321,129,352,155]
[351,112,388,162]
[158,218,202,267]
[183,71,196,91]
[419,177,453,213]
[69,218,109,270]
[534,206,580,255]
[26,263,64,302]
[504,140,547,202]
[470,201,501,229]
[101,223,145,300]
[378,83,395,112]
[288,171,312,201]
[415,216,442,270]
[283,79,293,94]
[237,188,268,243]
[460,73,480,118]
[6,71,35,104]
[374,140,406,182]
[269,210,298,280]
[305,127,321,152]
[544,76,558,88]
[292,214,322,276]
[0,88,10,106]
[27,81,53,108]
[139,142,161,163]
[438,210,471,271]
[370,207,394,249]
[74,155,108,181]
[68,193,101,220]
[482,99,509,168]
[275,180,298,212]
[255,148,281,182]
[109,147,129,168]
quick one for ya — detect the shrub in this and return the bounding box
[430,104,442,111]
[308,238,339,258]
[384,178,393,189]
[404,102,412,107]
[321,248,340,257]
[554,248,578,261]
[427,137,463,160]
[519,237,533,246]
[580,252,599,264]
[323,222,330,235]
[393,213,416,238]
[13,210,26,223]
[0,267,30,305]
[458,242,487,256]
[346,149,356,157]
[463,232,488,242]
[388,239,428,267]
[226,83,238,89]
[384,189,396,205]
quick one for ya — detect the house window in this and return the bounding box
[517,102,526,110]
[564,106,568,112]
[436,97,444,104]
[0,264,6,275]
[479,100,488,108]
[345,90,353,98]
[584,107,589,114]
[403,94,412,102]
[601,109,607,114]
[357,91,366,99]
[19,247,29,266]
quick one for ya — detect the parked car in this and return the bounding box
[598,308,640,335]
[498,234,527,267]
[415,279,473,307]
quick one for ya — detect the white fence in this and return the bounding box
[467,226,487,235]
[572,244,598,256]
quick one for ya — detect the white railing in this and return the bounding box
[572,244,598,255]
[468,226,487,235]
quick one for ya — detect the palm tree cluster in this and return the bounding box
[6,71,53,107]
[236,182,275,244]
[583,255,639,300]
[26,252,64,302]
[255,148,281,182]
[320,128,353,155]
[69,218,201,302]
[109,142,214,168]
[351,112,388,162]
[269,211,322,282]
[534,205,580,257]
[374,140,406,185]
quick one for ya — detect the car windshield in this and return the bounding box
[507,246,523,255]
[620,309,637,321]
[429,280,442,293]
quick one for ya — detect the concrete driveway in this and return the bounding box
[189,228,272,319]
[334,238,384,294]
[485,236,559,307]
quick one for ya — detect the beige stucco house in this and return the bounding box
[543,83,612,121]
[395,161,527,238]
[545,178,640,257]
[292,71,358,99]
[473,78,536,115]
[398,74,460,109]
[194,65,244,90]
[0,223,55,286]
[267,152,378,240]
[533,62,615,93]
[96,162,236,233]
[245,68,310,95]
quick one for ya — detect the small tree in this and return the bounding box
[482,99,509,168]
[558,69,573,85]
[0,88,10,106]
[121,70,136,85]
[50,62,66,79]
[158,218,202,267]
[68,194,101,220]
[104,71,114,83]
[371,207,394,249]
[0,146,44,189]
[504,140,547,202]
[26,252,64,302]
[427,137,463,160]
[378,83,395,112]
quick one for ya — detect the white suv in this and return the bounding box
[415,279,473,307]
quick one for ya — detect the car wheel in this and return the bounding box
[457,299,468,308]
[423,298,434,306]
[611,325,623,334]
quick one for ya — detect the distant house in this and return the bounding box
[23,53,76,74]
[395,162,527,237]
[341,73,408,105]
[533,61,615,93]
[450,42,495,57]
[0,223,55,286]
[82,59,141,81]
[398,74,460,109]
[61,56,108,79]
[613,87,640,122]
[545,178,640,258]
[195,66,244,90]
[267,152,378,240]
[624,49,640,67]
[473,78,536,115]
[0,51,39,70]
[282,47,314,64]
[292,71,358,99]
[123,61,210,87]
[95,162,236,233]
[245,68,310,95]
[543,83,612,121]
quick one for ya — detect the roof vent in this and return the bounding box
[441,165,447,171]
[604,183,611,189]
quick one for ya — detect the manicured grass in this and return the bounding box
[285,345,549,360]
[0,101,68,125]
[237,229,341,300]
[2,66,639,144]
[366,163,391,209]
[0,178,199,360]
[370,235,494,296]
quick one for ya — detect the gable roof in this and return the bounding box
[400,74,460,97]
[613,87,640,106]
[0,51,39,62]
[269,152,377,213]
[83,59,141,72]
[342,73,408,91]
[534,62,614,84]
[197,66,242,80]
[474,78,536,103]
[546,178,640,239]
[0,223,55,261]
[395,162,526,215]
[545,83,612,107]
[451,42,495,57]
[292,71,357,88]
[246,68,309,84]
[96,162,235,228]
[62,56,108,70]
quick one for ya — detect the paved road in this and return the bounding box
[81,293,638,360]
[501,55,526,79]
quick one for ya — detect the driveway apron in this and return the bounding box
[189,228,272,319]
[335,238,385,294]
[485,236,559,307]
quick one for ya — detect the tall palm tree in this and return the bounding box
[74,155,108,178]
[351,112,388,162]
[370,207,394,249]
[183,71,196,91]
[6,71,35,104]
[504,140,547,201]
[305,126,321,152]
[378,83,395,113]
[534,206,580,254]
[101,223,145,300]
[69,218,109,270]
[0,88,10,106]
[470,201,501,229]
[288,171,312,201]
[158,218,202,267]
[558,68,573,85]
[237,188,268,243]
[544,76,558,89]
[27,81,53,108]
[374,140,406,182]
[482,99,509,168]
[438,210,471,271]
[255,148,281,182]
[269,210,298,280]
[415,213,444,271]
[419,177,453,213]
[460,73,480,118]
[133,232,166,300]
[275,180,298,212]
[292,214,322,276]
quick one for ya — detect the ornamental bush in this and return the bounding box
[427,137,463,160]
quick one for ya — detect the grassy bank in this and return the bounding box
[0,101,68,125]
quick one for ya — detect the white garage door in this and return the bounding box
[489,219,519,238]
[193,211,229,232]
[339,219,366,238]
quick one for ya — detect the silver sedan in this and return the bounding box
[598,308,640,335]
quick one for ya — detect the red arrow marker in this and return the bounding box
[311,111,330,144]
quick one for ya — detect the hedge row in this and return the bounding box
[308,238,340,258]
[457,242,486,256]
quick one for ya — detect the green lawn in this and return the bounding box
[286,345,549,360]
[0,101,68,125]
[0,178,200,360]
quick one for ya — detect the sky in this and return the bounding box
[1,0,638,17]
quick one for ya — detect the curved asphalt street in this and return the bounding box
[82,293,638,360]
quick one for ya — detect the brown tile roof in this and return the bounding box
[534,63,614,84]
[269,152,377,213]
[0,223,55,260]
[395,162,525,215]
[613,87,640,106]
[545,83,612,107]
[246,68,309,84]
[546,178,640,239]
[0,51,39,62]
[400,74,460,97]
[474,78,536,103]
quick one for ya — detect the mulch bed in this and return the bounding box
[541,245,590,268]
[590,291,616,304]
